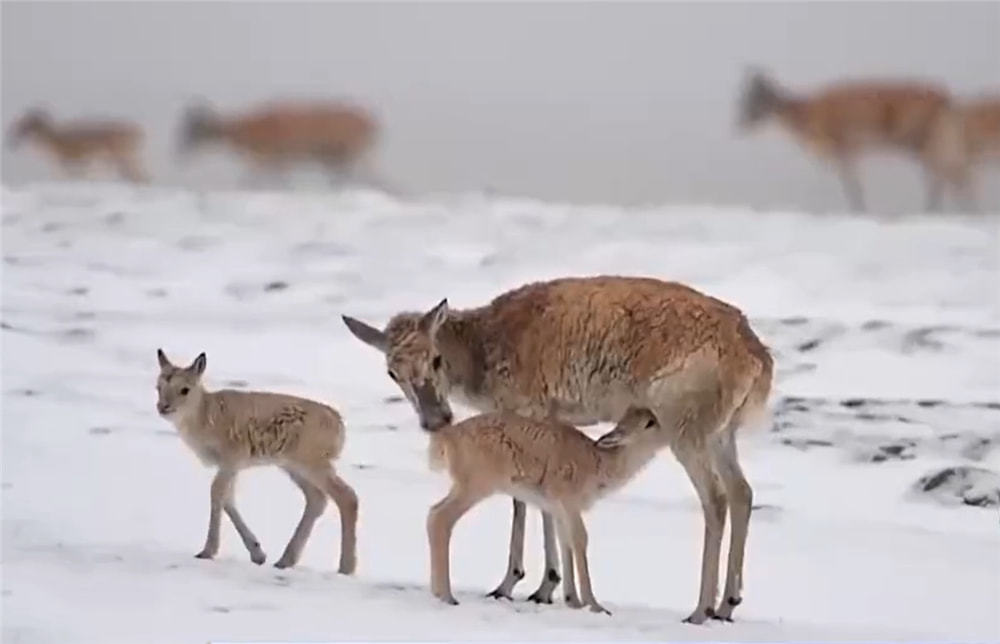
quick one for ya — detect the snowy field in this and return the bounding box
[2,182,999,643]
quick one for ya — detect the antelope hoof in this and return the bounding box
[440,595,459,606]
[527,590,554,604]
[565,595,584,609]
[682,607,714,625]
[194,550,215,560]
[487,588,513,601]
[712,596,740,621]
[589,602,612,616]
[337,559,357,575]
[273,557,294,569]
[249,551,266,565]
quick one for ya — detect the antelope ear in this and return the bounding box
[419,298,449,335]
[342,315,389,353]
[190,352,207,376]
[157,348,172,370]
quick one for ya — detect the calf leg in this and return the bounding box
[274,467,329,569]
[428,485,488,605]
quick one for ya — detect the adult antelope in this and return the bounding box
[738,69,964,212]
[177,100,379,187]
[6,107,148,182]
[342,276,773,623]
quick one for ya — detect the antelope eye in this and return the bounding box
[645,418,656,428]
[180,387,190,396]
[432,355,443,371]
[387,369,399,382]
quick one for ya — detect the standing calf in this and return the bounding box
[426,407,668,615]
[343,275,772,623]
[155,349,357,573]
[6,107,148,183]
[738,69,963,212]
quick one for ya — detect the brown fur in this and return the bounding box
[178,101,378,182]
[426,408,666,613]
[959,95,1000,162]
[155,349,357,573]
[343,275,773,622]
[738,70,970,211]
[7,108,148,182]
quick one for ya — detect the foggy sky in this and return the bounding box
[2,1,998,210]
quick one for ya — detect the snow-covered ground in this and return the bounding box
[2,182,998,643]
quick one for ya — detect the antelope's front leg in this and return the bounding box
[195,467,237,559]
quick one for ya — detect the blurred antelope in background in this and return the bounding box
[155,349,358,574]
[425,407,668,614]
[946,95,1000,209]
[177,100,380,188]
[343,276,773,623]
[738,69,970,212]
[6,107,149,182]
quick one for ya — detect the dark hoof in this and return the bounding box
[527,592,554,604]
[486,589,512,601]
[250,553,267,565]
[710,614,734,623]
[273,560,293,569]
[194,551,214,560]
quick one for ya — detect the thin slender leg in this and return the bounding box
[712,433,753,621]
[195,467,238,559]
[274,467,329,569]
[837,156,866,212]
[554,511,581,608]
[526,511,562,603]
[563,508,609,615]
[301,462,359,574]
[427,485,486,605]
[487,498,527,599]
[674,446,728,625]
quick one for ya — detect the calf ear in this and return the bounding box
[157,348,172,370]
[342,315,389,353]
[190,352,207,376]
[419,298,449,335]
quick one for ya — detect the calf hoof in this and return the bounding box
[250,551,267,565]
[273,558,294,569]
[194,550,215,560]
[487,588,513,601]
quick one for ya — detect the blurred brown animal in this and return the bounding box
[425,407,668,614]
[946,95,1000,209]
[738,69,967,212]
[6,107,148,182]
[958,95,1000,164]
[155,349,358,574]
[178,101,379,186]
[343,276,773,623]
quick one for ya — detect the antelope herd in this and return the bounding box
[157,275,773,624]
[738,70,1000,212]
[5,71,999,210]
